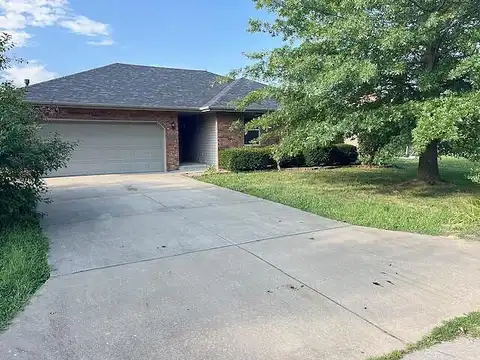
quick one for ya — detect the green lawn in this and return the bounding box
[0,225,50,330]
[370,312,480,360]
[200,157,480,238]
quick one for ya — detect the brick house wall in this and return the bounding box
[216,112,244,150]
[42,107,180,171]
[39,107,247,172]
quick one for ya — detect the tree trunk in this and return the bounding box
[417,45,441,184]
[417,140,440,183]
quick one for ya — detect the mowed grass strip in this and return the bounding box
[200,158,480,237]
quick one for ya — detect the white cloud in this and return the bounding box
[0,10,26,29]
[4,29,31,46]
[60,15,109,36]
[4,61,56,86]
[0,0,113,47]
[87,38,114,46]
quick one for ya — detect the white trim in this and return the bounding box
[30,100,275,113]
[200,106,273,113]
[30,100,200,112]
[214,114,219,169]
[157,121,168,172]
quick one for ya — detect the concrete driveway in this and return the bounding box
[1,173,479,360]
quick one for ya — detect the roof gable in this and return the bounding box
[24,63,276,111]
[205,77,278,111]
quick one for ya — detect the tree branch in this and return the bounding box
[405,0,428,12]
[436,0,449,12]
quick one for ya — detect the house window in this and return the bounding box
[244,113,261,145]
[244,129,260,145]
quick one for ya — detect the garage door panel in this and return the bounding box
[71,148,162,160]
[55,161,159,175]
[42,122,165,177]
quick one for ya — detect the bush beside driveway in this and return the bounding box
[0,80,73,331]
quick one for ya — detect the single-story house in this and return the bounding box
[25,63,276,177]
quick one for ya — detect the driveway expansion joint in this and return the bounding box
[50,227,349,278]
[236,244,406,345]
[156,201,406,345]
[43,196,264,227]
[6,174,480,359]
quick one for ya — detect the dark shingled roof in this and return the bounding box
[24,63,277,111]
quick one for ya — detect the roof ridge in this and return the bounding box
[114,62,219,75]
[27,63,222,89]
[26,63,118,88]
[201,77,242,109]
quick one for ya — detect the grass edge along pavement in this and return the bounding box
[199,157,480,238]
[369,312,480,360]
[0,225,50,330]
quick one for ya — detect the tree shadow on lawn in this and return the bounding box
[295,163,480,198]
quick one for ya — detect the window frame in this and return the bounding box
[243,113,262,146]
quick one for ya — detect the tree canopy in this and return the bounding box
[238,0,480,182]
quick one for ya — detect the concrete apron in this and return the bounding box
[1,173,479,360]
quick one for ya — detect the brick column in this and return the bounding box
[216,112,244,150]
[162,116,179,170]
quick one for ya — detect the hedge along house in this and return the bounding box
[25,63,277,177]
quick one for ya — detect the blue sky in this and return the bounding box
[0,0,281,86]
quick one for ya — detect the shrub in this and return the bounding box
[278,154,306,168]
[0,84,75,229]
[304,147,332,167]
[268,145,303,169]
[219,147,272,172]
[259,146,277,167]
[0,184,38,229]
[303,144,358,167]
[468,166,480,184]
[219,144,357,172]
[357,132,383,165]
[331,144,358,165]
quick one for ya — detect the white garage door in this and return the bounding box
[42,121,166,177]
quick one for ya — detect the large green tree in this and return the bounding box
[237,0,480,182]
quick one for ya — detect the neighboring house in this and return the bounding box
[25,63,276,177]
